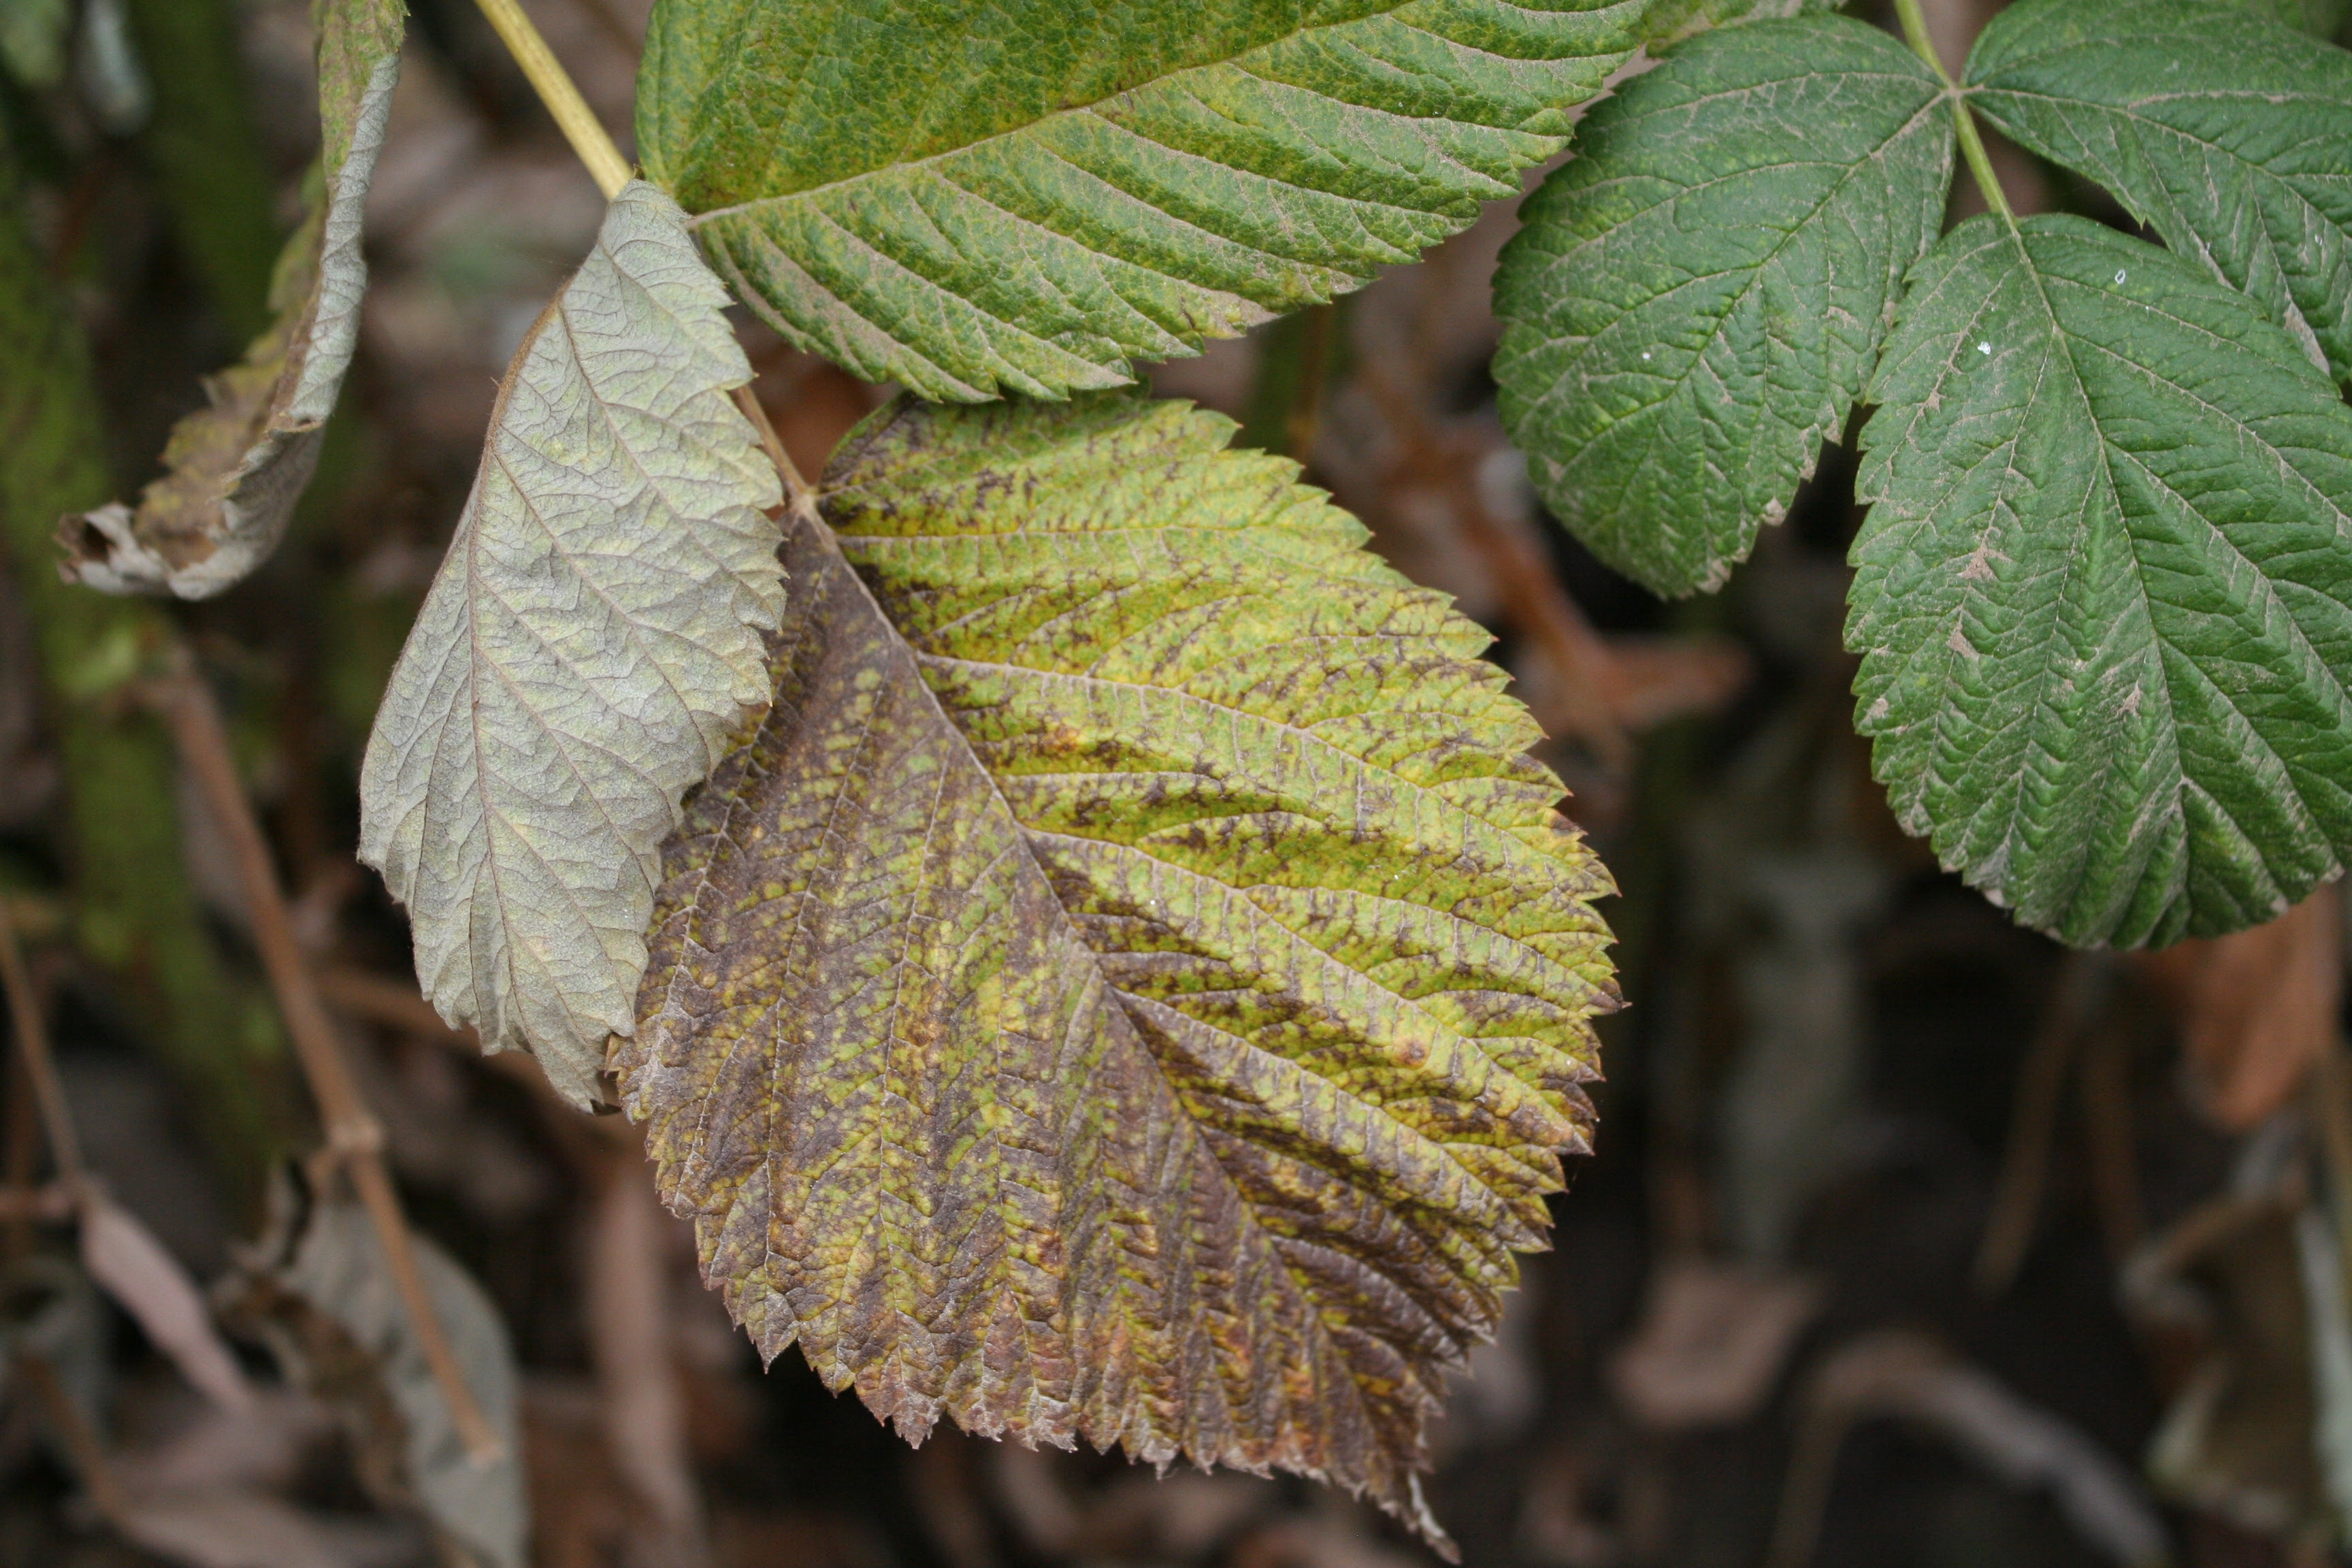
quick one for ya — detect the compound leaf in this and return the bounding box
[63,0,402,599]
[1850,214,2352,947]
[636,0,1670,402]
[1493,14,1952,596]
[360,180,784,1107]
[616,393,1616,1547]
[1969,0,2352,387]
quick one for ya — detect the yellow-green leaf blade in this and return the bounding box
[617,394,1615,1543]
[63,0,403,599]
[359,181,785,1107]
[640,0,1665,401]
[1851,215,2352,947]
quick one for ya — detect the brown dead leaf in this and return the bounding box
[2125,1192,2326,1543]
[63,0,404,598]
[1590,636,1754,734]
[2142,884,2342,1133]
[1607,1258,1821,1430]
[80,1191,252,1413]
[112,1487,381,1568]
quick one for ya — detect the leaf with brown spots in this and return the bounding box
[617,393,1616,1550]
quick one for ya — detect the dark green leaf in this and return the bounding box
[1493,14,1953,595]
[1968,0,2352,385]
[1850,215,2352,946]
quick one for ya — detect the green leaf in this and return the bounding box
[63,0,404,599]
[1968,0,2352,387]
[1850,214,2352,947]
[616,393,1615,1547]
[1492,14,1953,596]
[636,0,1665,402]
[2225,0,2349,36]
[359,180,785,1108]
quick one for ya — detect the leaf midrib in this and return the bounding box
[1924,220,2352,921]
[822,502,1544,1252]
[757,504,1492,1436]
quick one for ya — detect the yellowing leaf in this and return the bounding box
[617,393,1615,1548]
[63,0,402,600]
[359,180,784,1107]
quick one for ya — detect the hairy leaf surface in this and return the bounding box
[360,180,783,1108]
[64,0,402,598]
[1850,215,2352,947]
[617,394,1615,1545]
[1968,0,2352,386]
[1493,14,1951,596]
[636,0,1674,402]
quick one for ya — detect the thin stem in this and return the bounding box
[1972,953,2112,1296]
[0,1183,75,1220]
[732,385,818,521]
[0,898,84,1190]
[154,652,504,1465]
[1890,0,2015,228]
[1890,0,1956,82]
[19,1354,128,1522]
[472,0,632,199]
[1950,101,2016,227]
[2308,1041,2352,1330]
[1286,304,1335,462]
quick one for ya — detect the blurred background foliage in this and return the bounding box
[5,0,2352,1564]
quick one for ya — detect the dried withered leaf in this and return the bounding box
[63,0,402,599]
[2142,885,2343,1132]
[79,1190,252,1414]
[219,1192,526,1568]
[359,180,783,1107]
[617,393,1617,1550]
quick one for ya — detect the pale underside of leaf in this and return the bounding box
[638,0,1664,401]
[62,0,404,600]
[615,394,1616,1548]
[1850,214,2352,948]
[1967,0,2352,387]
[359,180,783,1109]
[1493,13,1952,597]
